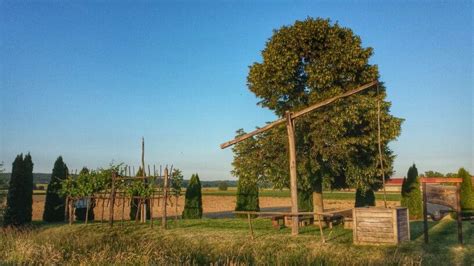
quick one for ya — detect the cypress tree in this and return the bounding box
[297,187,313,212]
[355,188,376,207]
[458,168,474,211]
[4,153,34,227]
[401,164,422,219]
[235,179,260,217]
[182,174,202,219]
[43,156,68,222]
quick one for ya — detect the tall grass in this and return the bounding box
[0,218,471,265]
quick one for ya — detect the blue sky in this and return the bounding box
[1,1,472,180]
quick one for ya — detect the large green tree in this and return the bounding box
[4,154,34,226]
[43,156,69,222]
[458,168,474,211]
[235,18,402,212]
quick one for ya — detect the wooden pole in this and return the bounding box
[121,194,125,226]
[141,137,146,223]
[247,213,254,240]
[65,196,69,223]
[109,171,116,227]
[286,111,299,236]
[422,182,428,243]
[85,196,90,225]
[162,167,169,229]
[317,214,325,243]
[456,183,463,244]
[376,84,387,208]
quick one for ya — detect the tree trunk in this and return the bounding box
[312,179,324,219]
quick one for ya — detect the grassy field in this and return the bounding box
[0,217,471,265]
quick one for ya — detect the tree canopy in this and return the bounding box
[233,17,403,211]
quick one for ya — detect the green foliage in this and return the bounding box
[128,167,151,220]
[297,187,313,212]
[235,179,260,216]
[171,169,184,197]
[422,171,444,177]
[458,168,474,210]
[234,17,402,210]
[3,154,34,227]
[218,181,228,191]
[43,156,69,222]
[355,188,375,207]
[73,167,95,221]
[182,174,202,219]
[401,164,422,219]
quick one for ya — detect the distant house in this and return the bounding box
[385,178,404,192]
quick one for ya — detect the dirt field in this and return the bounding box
[32,195,398,221]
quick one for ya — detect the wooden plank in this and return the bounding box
[355,217,393,223]
[220,81,378,149]
[420,178,462,183]
[352,208,357,244]
[392,208,398,243]
[357,232,394,238]
[356,226,393,233]
[356,221,393,228]
[357,236,395,243]
[355,211,392,218]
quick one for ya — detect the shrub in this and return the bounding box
[355,188,375,207]
[297,187,313,212]
[129,167,151,221]
[458,168,474,211]
[182,174,202,219]
[235,180,260,217]
[401,164,422,219]
[218,181,228,191]
[43,156,68,222]
[3,153,34,226]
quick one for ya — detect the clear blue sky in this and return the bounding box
[1,1,472,180]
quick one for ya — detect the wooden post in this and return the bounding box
[317,214,325,243]
[247,212,254,240]
[109,172,116,227]
[422,182,428,243]
[162,167,169,229]
[141,137,146,223]
[286,111,299,236]
[121,194,125,226]
[456,183,463,244]
[85,196,90,225]
[65,196,69,223]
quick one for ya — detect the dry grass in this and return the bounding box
[0,217,472,265]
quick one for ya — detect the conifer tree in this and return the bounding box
[355,188,375,207]
[182,174,202,219]
[4,153,34,226]
[235,179,260,216]
[458,168,474,211]
[401,164,422,219]
[43,156,68,222]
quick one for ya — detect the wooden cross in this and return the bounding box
[221,80,378,235]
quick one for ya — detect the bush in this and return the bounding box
[43,156,68,222]
[297,187,313,212]
[218,181,228,191]
[401,164,422,219]
[355,188,375,207]
[458,168,474,211]
[3,153,34,227]
[129,167,150,221]
[235,180,259,217]
[182,174,203,219]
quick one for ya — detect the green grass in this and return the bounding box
[0,217,471,265]
[202,187,402,201]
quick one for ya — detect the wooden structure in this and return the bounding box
[353,207,409,245]
[421,177,463,244]
[222,81,378,235]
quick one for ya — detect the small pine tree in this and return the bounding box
[182,174,203,219]
[297,187,313,212]
[4,153,34,226]
[43,156,69,222]
[458,168,474,211]
[401,164,422,219]
[235,179,260,216]
[355,188,375,207]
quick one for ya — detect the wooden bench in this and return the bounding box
[284,215,314,227]
[270,215,285,229]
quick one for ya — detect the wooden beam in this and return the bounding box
[220,81,378,149]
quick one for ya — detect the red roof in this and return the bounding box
[386,178,404,185]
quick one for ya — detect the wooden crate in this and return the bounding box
[353,207,410,245]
